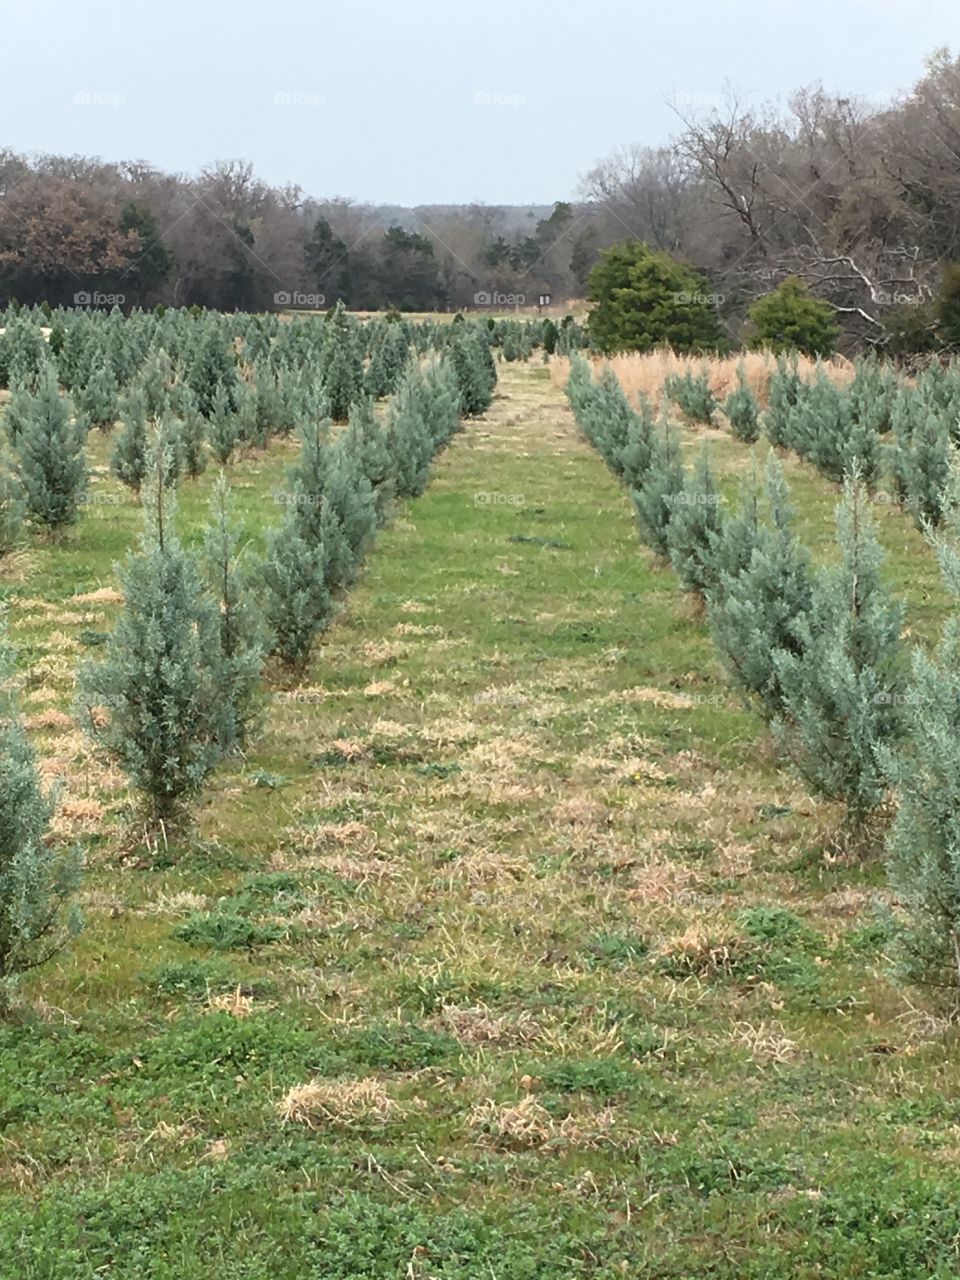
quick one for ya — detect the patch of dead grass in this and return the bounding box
[468,1094,618,1150]
[277,1078,402,1128]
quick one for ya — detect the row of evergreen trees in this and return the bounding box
[567,353,960,1010]
[663,354,960,534]
[0,323,497,1012]
[0,309,498,548]
[0,301,565,406]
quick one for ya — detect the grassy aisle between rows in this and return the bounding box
[4,363,960,1277]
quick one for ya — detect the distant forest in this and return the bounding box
[3,48,960,351]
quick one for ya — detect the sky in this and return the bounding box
[4,0,958,205]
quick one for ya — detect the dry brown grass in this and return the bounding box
[206,987,259,1018]
[436,1003,542,1047]
[277,1078,402,1128]
[551,349,854,408]
[730,1020,802,1064]
[70,586,123,605]
[467,1094,618,1150]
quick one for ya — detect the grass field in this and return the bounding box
[3,361,960,1278]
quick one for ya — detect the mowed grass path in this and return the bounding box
[4,363,960,1277]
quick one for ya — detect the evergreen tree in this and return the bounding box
[175,385,208,480]
[77,360,118,430]
[79,437,225,827]
[343,397,395,525]
[882,474,960,1000]
[111,388,149,493]
[586,241,725,354]
[630,412,684,557]
[420,357,462,451]
[723,365,760,442]
[707,464,763,584]
[748,276,839,356]
[186,321,239,418]
[449,326,496,416]
[5,316,50,392]
[16,366,88,533]
[208,383,238,465]
[772,469,905,833]
[56,320,93,392]
[765,355,803,449]
[320,302,363,421]
[619,393,656,489]
[664,366,716,424]
[376,320,410,398]
[259,515,331,671]
[385,363,435,500]
[252,364,283,445]
[201,472,265,754]
[137,348,176,421]
[708,455,813,720]
[0,624,82,1013]
[666,445,726,595]
[899,409,952,529]
[0,452,25,559]
[322,440,377,590]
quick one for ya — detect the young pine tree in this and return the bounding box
[208,383,238,466]
[320,302,364,422]
[175,385,208,480]
[707,454,813,721]
[900,409,952,530]
[449,326,496,416]
[723,365,760,443]
[112,388,149,493]
[259,514,331,671]
[78,360,118,431]
[663,367,716,425]
[772,468,905,835]
[260,418,337,670]
[630,411,684,558]
[0,453,25,559]
[385,364,435,500]
[882,472,960,1002]
[201,473,265,754]
[343,397,395,525]
[618,393,656,489]
[765,355,803,449]
[0,624,82,1013]
[420,358,462,452]
[79,437,225,828]
[321,440,377,591]
[666,445,726,596]
[16,366,88,533]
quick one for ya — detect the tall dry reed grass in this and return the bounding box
[550,349,854,407]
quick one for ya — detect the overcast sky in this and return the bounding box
[4,0,957,205]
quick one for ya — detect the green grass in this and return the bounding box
[1,361,960,1277]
